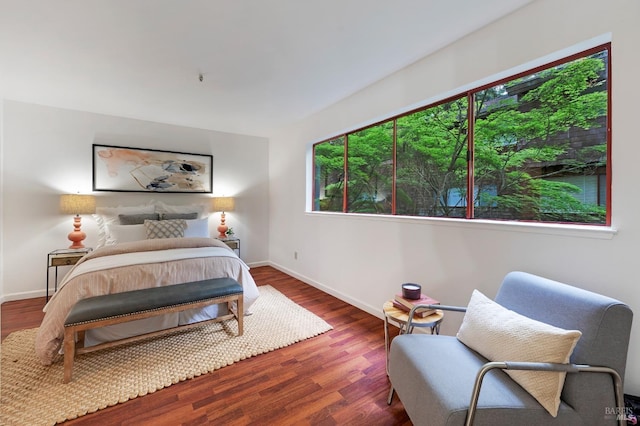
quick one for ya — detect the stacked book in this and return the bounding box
[393,293,440,318]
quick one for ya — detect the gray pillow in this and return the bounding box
[160,212,198,220]
[119,213,160,225]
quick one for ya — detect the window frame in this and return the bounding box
[311,42,612,228]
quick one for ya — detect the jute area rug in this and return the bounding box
[1,285,333,426]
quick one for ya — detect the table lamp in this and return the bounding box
[60,194,96,249]
[212,196,235,239]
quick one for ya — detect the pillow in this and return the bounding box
[160,212,198,220]
[144,219,187,239]
[119,213,160,225]
[154,201,208,219]
[456,290,581,417]
[183,218,210,238]
[93,204,156,247]
[108,224,147,243]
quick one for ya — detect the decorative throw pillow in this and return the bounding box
[456,290,582,417]
[119,213,160,225]
[154,201,208,219]
[160,212,198,220]
[144,219,187,239]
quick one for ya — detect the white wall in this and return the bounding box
[0,99,4,299]
[268,0,640,395]
[0,100,269,301]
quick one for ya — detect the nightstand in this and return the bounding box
[217,237,240,257]
[46,248,92,301]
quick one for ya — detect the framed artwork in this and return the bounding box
[93,144,213,193]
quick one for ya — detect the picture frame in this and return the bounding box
[93,144,213,193]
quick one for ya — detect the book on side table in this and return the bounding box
[393,293,440,318]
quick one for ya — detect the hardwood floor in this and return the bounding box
[1,266,411,425]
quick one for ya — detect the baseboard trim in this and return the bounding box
[267,261,384,321]
[0,289,45,304]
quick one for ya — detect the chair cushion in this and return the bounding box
[456,290,582,417]
[389,335,583,426]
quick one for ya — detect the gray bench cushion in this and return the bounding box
[65,277,242,326]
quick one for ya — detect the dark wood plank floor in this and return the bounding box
[1,266,411,425]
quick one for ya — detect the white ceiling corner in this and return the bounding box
[0,0,534,136]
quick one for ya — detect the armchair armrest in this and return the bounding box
[466,361,625,426]
[406,304,467,330]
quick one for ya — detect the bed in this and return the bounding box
[35,202,260,365]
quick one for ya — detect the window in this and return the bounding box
[312,44,610,226]
[313,136,344,212]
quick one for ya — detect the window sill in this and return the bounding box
[305,211,617,240]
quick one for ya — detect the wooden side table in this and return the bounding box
[46,248,92,301]
[383,300,444,374]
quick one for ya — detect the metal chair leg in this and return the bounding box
[387,386,395,405]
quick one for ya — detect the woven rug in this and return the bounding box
[1,285,333,425]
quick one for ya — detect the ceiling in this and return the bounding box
[0,0,533,137]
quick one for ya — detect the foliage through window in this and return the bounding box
[347,121,393,214]
[312,45,610,225]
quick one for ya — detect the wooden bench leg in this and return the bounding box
[63,327,76,383]
[237,295,244,336]
[77,330,85,348]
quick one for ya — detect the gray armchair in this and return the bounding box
[387,271,633,425]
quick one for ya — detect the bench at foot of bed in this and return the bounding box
[62,277,243,383]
